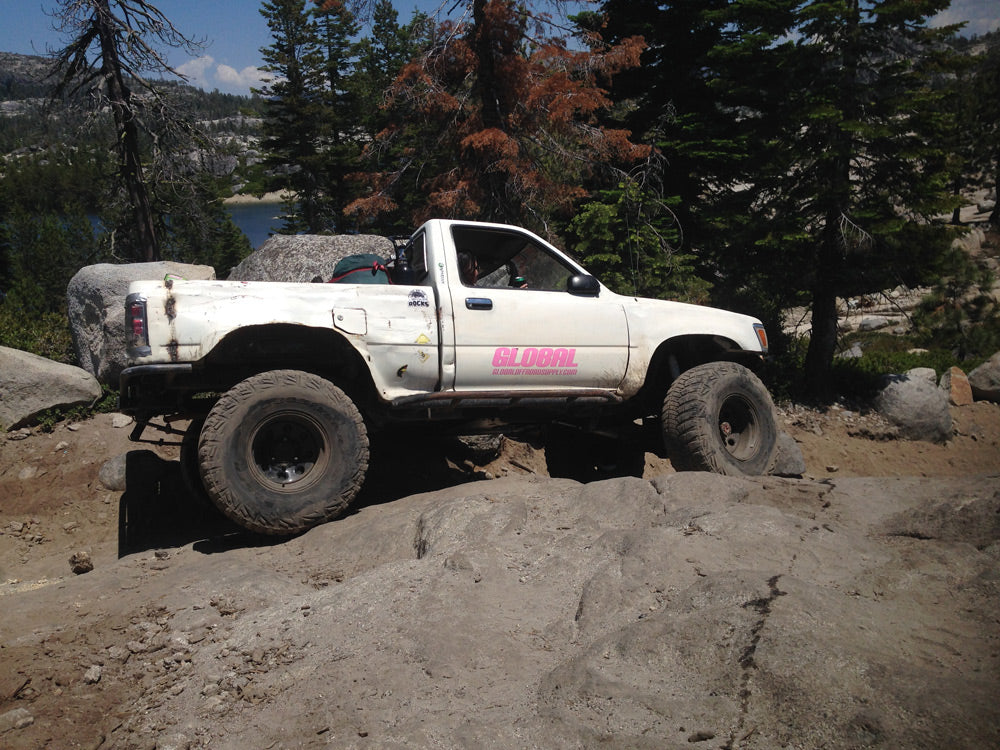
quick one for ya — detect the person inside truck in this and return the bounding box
[458,251,480,286]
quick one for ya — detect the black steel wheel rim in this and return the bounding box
[248,411,329,492]
[718,394,760,462]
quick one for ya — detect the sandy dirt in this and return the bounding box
[1,401,998,748]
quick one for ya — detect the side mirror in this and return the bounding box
[567,274,600,297]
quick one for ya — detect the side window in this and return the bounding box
[507,242,574,292]
[452,225,578,292]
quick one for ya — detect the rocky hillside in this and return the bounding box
[0,50,262,181]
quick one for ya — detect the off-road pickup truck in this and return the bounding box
[120,219,777,535]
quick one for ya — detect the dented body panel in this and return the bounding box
[127,278,441,400]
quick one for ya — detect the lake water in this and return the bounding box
[225,201,285,249]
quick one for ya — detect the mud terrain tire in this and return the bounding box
[662,362,777,476]
[199,370,369,535]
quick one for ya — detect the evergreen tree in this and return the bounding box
[602,0,964,398]
[968,31,1000,227]
[257,0,365,233]
[597,0,739,243]
[314,0,362,231]
[257,0,330,232]
[346,0,647,236]
[765,1,960,396]
[351,0,431,139]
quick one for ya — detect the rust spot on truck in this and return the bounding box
[166,340,180,361]
[164,295,177,321]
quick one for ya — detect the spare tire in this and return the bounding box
[662,362,777,476]
[198,370,369,535]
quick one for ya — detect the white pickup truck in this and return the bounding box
[121,219,777,534]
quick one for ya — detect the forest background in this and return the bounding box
[1,0,998,404]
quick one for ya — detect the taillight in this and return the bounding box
[125,293,151,356]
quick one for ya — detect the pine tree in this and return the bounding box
[597,0,739,238]
[770,1,961,396]
[257,0,331,232]
[257,0,370,233]
[314,0,362,232]
[603,0,964,398]
[345,0,648,235]
[351,0,431,138]
[968,31,1000,227]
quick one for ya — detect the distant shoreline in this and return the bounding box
[224,190,292,205]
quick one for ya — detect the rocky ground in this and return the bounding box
[1,401,999,749]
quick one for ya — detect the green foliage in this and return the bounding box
[0,205,100,365]
[0,303,76,363]
[0,207,101,314]
[599,0,969,398]
[257,0,360,233]
[351,0,432,139]
[912,286,1000,361]
[567,176,712,303]
[0,149,109,214]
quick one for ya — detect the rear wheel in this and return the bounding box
[199,370,369,535]
[662,362,777,476]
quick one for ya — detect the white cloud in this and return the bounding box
[176,55,215,90]
[175,55,269,95]
[216,64,268,94]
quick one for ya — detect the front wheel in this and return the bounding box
[198,370,369,535]
[662,362,777,476]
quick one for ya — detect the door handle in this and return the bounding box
[466,297,493,310]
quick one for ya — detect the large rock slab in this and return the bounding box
[8,473,995,749]
[0,346,102,430]
[227,233,395,282]
[66,262,216,386]
[969,351,1000,403]
[876,367,952,443]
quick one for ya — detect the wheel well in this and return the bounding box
[633,335,763,415]
[200,324,379,407]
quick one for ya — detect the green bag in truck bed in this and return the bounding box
[329,254,391,284]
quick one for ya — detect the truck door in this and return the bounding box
[445,225,629,391]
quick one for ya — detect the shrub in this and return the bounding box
[0,302,76,364]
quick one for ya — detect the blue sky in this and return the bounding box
[1,0,997,96]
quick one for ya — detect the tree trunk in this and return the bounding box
[471,0,516,223]
[802,1,859,401]
[96,0,160,261]
[803,225,841,401]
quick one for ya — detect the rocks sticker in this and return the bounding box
[408,290,430,308]
[491,347,578,376]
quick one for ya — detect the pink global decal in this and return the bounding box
[491,347,579,375]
